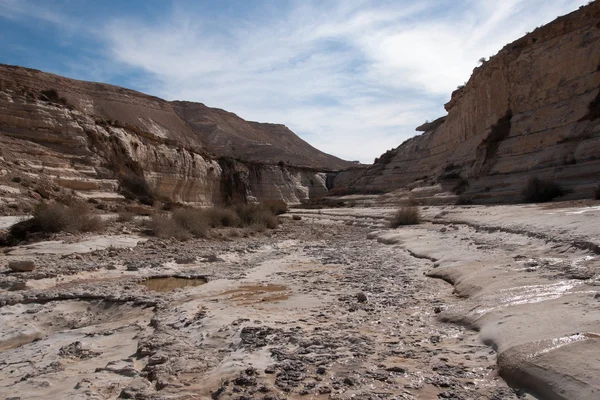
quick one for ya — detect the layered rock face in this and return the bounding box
[0,65,347,206]
[351,3,600,203]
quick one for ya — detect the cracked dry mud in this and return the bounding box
[1,204,599,400]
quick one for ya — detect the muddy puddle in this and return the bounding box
[139,276,207,292]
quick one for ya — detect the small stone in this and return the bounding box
[8,260,35,272]
[9,281,27,291]
[356,292,368,303]
[594,292,600,299]
[386,366,407,373]
[434,306,443,314]
[316,366,327,375]
[147,354,168,366]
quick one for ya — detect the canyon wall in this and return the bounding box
[0,65,341,207]
[350,3,600,203]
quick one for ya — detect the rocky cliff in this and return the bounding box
[0,64,351,209]
[350,2,600,204]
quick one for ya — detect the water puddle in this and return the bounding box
[471,280,583,316]
[528,332,600,358]
[140,277,207,293]
[219,284,289,304]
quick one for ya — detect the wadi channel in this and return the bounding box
[1,202,598,400]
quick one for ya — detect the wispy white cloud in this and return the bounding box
[1,0,589,163]
[0,0,73,28]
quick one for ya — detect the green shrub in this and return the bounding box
[390,207,421,228]
[522,177,564,203]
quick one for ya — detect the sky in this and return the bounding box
[0,0,590,163]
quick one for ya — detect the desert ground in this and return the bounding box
[1,202,599,400]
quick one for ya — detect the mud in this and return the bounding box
[140,277,208,293]
[0,203,598,399]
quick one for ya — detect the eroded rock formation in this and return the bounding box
[350,2,600,203]
[0,65,350,206]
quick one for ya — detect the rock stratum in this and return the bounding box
[347,3,600,204]
[0,64,353,208]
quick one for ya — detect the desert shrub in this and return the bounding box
[171,208,210,237]
[117,211,135,222]
[234,204,279,229]
[36,202,104,233]
[390,207,421,228]
[144,203,279,240]
[204,207,240,228]
[522,177,564,203]
[9,202,105,242]
[253,210,279,229]
[146,214,191,240]
[260,200,288,215]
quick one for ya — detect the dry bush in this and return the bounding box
[171,208,209,237]
[522,177,564,203]
[204,207,241,228]
[146,214,191,240]
[117,211,135,222]
[33,202,104,233]
[8,202,105,243]
[260,200,288,215]
[144,203,280,240]
[253,210,279,229]
[235,204,279,229]
[390,207,421,228]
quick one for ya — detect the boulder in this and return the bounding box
[8,260,36,272]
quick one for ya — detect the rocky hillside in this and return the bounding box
[0,64,353,210]
[172,101,350,170]
[348,2,600,204]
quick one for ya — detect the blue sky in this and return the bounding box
[0,0,589,163]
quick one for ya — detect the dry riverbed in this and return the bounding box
[1,203,599,399]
